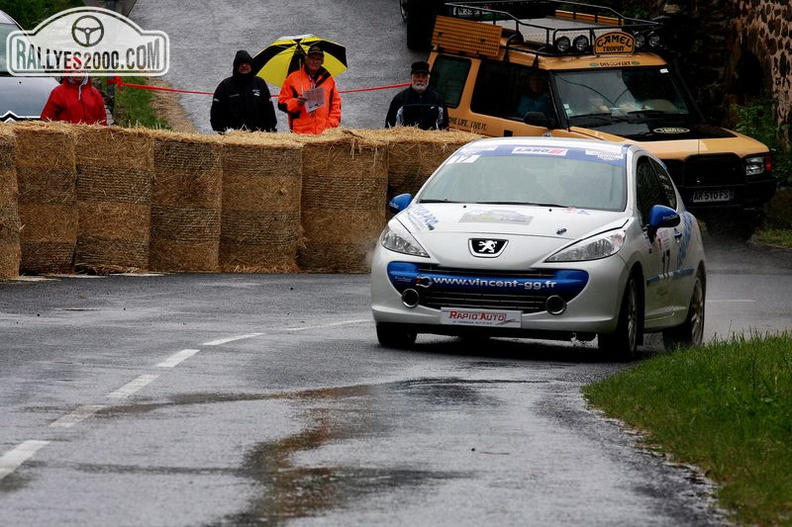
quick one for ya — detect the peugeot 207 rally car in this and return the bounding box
[370,137,706,360]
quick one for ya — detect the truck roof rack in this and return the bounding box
[439,0,663,56]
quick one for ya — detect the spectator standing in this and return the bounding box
[385,60,448,130]
[41,73,107,125]
[278,45,342,134]
[211,50,277,133]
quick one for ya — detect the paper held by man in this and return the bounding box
[304,87,325,112]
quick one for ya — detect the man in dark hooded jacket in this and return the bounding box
[211,50,277,132]
[385,61,448,130]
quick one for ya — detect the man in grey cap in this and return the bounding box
[385,60,448,130]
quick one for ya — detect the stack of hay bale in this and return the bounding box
[14,122,77,274]
[296,130,388,273]
[220,133,302,272]
[150,130,222,272]
[0,126,20,278]
[74,125,154,273]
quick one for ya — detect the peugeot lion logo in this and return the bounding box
[469,238,507,258]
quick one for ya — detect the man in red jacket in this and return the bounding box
[278,45,341,134]
[41,73,107,125]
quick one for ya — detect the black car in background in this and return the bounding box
[0,10,58,122]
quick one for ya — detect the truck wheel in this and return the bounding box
[406,0,435,51]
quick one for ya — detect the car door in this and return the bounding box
[635,155,681,324]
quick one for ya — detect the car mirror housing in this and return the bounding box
[647,204,680,239]
[388,193,413,213]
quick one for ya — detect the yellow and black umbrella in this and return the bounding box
[253,34,348,87]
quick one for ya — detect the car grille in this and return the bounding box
[662,154,744,188]
[414,266,577,314]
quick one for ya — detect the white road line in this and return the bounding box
[156,349,200,368]
[49,405,107,428]
[283,319,370,332]
[0,440,50,481]
[202,333,263,346]
[107,374,159,399]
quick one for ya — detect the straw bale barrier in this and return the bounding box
[0,126,20,277]
[360,128,480,197]
[220,132,302,272]
[13,121,77,274]
[73,125,154,272]
[297,130,387,273]
[150,130,223,272]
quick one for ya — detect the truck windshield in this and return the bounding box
[555,67,692,125]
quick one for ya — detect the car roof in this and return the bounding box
[462,136,632,155]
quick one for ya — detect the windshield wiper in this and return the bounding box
[476,201,565,208]
[418,198,460,204]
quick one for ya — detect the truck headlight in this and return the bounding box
[546,229,626,262]
[745,154,772,176]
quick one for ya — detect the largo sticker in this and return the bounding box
[6,7,169,76]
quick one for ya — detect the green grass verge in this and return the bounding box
[109,76,170,130]
[583,333,792,526]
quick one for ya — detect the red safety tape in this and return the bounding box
[108,77,410,97]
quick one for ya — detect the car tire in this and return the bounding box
[598,275,640,361]
[376,322,417,348]
[405,0,436,51]
[662,270,705,351]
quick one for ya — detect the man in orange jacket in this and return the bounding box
[41,73,107,125]
[278,45,341,134]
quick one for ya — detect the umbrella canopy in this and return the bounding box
[253,34,348,87]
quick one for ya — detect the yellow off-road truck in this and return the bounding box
[421,0,778,234]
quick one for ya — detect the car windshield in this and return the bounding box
[418,150,627,211]
[555,67,692,126]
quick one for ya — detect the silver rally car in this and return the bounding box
[370,137,706,360]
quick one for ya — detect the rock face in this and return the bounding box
[645,0,790,137]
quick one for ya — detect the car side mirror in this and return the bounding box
[388,193,413,213]
[523,111,555,128]
[647,204,680,240]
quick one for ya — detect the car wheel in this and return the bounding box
[663,270,705,351]
[376,323,417,348]
[399,0,408,21]
[598,275,639,361]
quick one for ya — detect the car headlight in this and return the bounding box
[380,221,429,257]
[546,229,626,262]
[744,154,771,176]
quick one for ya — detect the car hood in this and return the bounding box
[0,75,59,121]
[399,203,628,266]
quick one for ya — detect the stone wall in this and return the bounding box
[646,0,791,140]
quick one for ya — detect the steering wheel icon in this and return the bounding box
[71,15,105,47]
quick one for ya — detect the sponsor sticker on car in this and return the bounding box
[441,308,521,328]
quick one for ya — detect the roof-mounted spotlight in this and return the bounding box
[634,32,647,49]
[648,31,661,48]
[555,36,571,53]
[573,35,590,52]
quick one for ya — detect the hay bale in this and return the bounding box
[295,130,388,273]
[13,122,77,274]
[149,130,224,272]
[220,133,302,272]
[73,125,154,272]
[0,128,19,277]
[360,128,480,197]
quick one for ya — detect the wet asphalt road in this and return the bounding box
[131,0,426,133]
[1,238,791,526]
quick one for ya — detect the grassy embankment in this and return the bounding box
[584,334,792,526]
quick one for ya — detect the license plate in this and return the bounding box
[441,308,521,328]
[692,189,733,203]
